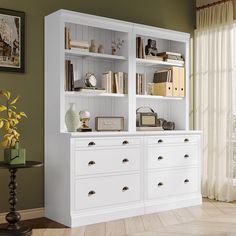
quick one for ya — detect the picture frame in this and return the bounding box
[0,8,25,73]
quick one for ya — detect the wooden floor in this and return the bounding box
[3,198,236,235]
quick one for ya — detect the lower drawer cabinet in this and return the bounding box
[147,168,198,199]
[75,174,140,210]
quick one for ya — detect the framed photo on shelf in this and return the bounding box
[0,8,25,73]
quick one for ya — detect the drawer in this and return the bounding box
[147,168,198,199]
[75,137,141,148]
[148,145,198,169]
[75,174,140,210]
[147,135,199,146]
[75,148,140,175]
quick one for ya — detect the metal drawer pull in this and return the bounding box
[158,156,163,160]
[122,158,129,163]
[184,138,189,142]
[158,182,164,187]
[184,179,190,183]
[184,154,189,158]
[88,141,96,146]
[158,139,163,144]
[88,161,96,166]
[122,140,129,145]
[88,190,96,196]
[122,186,129,192]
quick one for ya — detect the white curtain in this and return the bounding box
[194,1,235,201]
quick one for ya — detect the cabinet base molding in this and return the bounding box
[70,203,144,227]
[144,194,202,214]
[0,208,44,224]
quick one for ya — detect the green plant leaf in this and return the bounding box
[20,112,27,118]
[10,96,19,105]
[0,120,3,128]
[0,105,7,112]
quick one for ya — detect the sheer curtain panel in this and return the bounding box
[194,0,235,201]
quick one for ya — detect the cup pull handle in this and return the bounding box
[88,161,96,166]
[184,179,190,183]
[158,139,163,144]
[122,186,129,192]
[184,138,189,143]
[158,156,163,160]
[88,190,96,196]
[158,182,164,187]
[88,141,96,146]
[184,154,189,158]
[122,140,129,145]
[122,158,129,163]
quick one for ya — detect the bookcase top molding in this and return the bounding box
[47,9,190,41]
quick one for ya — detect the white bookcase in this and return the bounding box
[45,9,202,227]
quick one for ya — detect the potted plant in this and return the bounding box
[0,90,27,164]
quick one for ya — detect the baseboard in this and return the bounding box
[0,208,44,224]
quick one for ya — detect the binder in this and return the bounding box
[179,67,185,97]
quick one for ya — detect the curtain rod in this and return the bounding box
[196,0,231,10]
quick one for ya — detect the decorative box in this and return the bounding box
[95,117,124,131]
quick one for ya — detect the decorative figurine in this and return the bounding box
[98,44,104,54]
[89,39,97,53]
[111,38,124,55]
[145,39,158,56]
[78,110,92,132]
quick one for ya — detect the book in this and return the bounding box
[145,55,163,61]
[157,51,182,57]
[123,73,128,94]
[165,59,184,65]
[70,40,89,49]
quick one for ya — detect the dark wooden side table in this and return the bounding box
[0,161,43,236]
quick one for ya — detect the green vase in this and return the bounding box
[4,142,26,165]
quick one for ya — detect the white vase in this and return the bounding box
[65,103,79,132]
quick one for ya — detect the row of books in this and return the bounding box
[65,60,74,91]
[102,71,128,94]
[136,73,147,95]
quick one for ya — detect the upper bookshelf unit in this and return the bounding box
[45,9,190,134]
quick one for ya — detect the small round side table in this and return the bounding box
[0,161,43,236]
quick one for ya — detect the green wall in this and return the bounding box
[0,0,196,213]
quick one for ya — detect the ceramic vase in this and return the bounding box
[65,103,79,132]
[89,39,97,53]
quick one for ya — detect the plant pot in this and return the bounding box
[4,142,26,165]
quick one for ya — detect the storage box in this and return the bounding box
[153,82,173,96]
[171,67,185,97]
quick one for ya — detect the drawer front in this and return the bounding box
[148,145,198,169]
[147,135,199,146]
[75,174,140,210]
[147,168,198,199]
[75,137,141,148]
[75,148,140,175]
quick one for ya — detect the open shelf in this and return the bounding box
[136,58,184,67]
[136,94,184,100]
[65,49,127,61]
[65,91,127,98]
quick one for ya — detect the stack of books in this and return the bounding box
[102,71,128,94]
[69,40,89,52]
[157,52,184,65]
[136,73,147,95]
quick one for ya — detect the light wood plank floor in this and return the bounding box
[16,199,236,235]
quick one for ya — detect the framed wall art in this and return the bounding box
[0,8,25,73]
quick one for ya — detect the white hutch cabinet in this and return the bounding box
[45,9,202,227]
